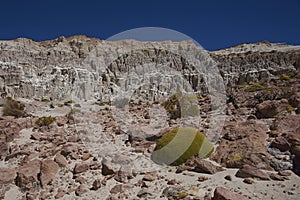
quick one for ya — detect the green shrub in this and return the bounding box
[41,98,51,103]
[2,97,26,118]
[161,92,200,119]
[279,75,290,81]
[35,116,56,127]
[244,84,264,92]
[286,105,294,113]
[161,93,181,119]
[151,127,214,166]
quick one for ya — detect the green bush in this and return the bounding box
[41,98,51,103]
[151,127,214,166]
[35,116,56,127]
[161,93,181,119]
[244,84,264,92]
[161,92,200,119]
[2,97,26,118]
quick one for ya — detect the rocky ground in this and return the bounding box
[1,37,300,199]
[0,69,300,199]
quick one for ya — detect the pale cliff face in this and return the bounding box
[0,36,299,101]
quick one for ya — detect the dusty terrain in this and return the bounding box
[0,37,300,199]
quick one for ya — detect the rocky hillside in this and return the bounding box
[0,36,300,200]
[0,36,299,101]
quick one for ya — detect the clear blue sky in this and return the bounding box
[0,0,299,50]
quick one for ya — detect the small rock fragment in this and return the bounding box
[73,162,89,174]
[54,153,68,167]
[243,178,254,184]
[224,175,232,181]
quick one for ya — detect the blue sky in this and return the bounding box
[0,0,299,50]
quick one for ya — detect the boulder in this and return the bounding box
[212,187,248,200]
[16,159,41,190]
[256,99,289,118]
[270,136,291,152]
[40,159,59,187]
[73,162,89,174]
[211,121,271,169]
[235,164,270,180]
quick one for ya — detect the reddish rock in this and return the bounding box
[73,162,89,174]
[270,115,300,175]
[213,187,248,200]
[91,179,101,190]
[75,184,89,196]
[110,184,125,194]
[256,99,289,119]
[235,164,270,180]
[74,176,87,184]
[40,159,59,187]
[115,165,134,183]
[54,153,68,167]
[60,144,78,157]
[270,136,290,152]
[269,173,285,181]
[176,157,223,174]
[211,121,271,169]
[0,167,17,184]
[142,172,157,181]
[189,158,223,174]
[16,159,41,190]
[278,170,292,177]
[82,152,92,161]
[110,184,133,194]
[243,178,254,184]
[288,92,300,108]
[55,188,66,199]
[102,159,116,176]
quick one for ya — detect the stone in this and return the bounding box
[55,188,66,199]
[278,170,292,177]
[73,162,89,174]
[270,115,300,175]
[162,186,188,200]
[40,159,59,187]
[115,165,134,183]
[212,187,248,200]
[182,156,223,174]
[224,175,232,181]
[16,159,41,190]
[211,120,271,169]
[191,158,223,174]
[243,178,254,184]
[102,159,116,176]
[142,172,157,181]
[110,184,132,194]
[75,184,89,196]
[235,165,270,180]
[82,152,92,161]
[74,176,87,184]
[269,173,285,181]
[54,153,68,167]
[137,189,150,198]
[91,179,101,190]
[167,179,178,185]
[60,144,78,157]
[270,136,291,152]
[255,99,289,119]
[198,176,209,182]
[0,167,17,184]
